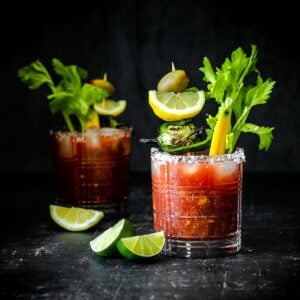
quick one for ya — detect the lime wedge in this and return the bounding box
[117,231,165,260]
[90,219,135,257]
[94,99,126,117]
[148,90,205,121]
[49,205,104,232]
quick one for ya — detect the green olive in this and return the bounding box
[157,70,190,92]
[90,79,115,96]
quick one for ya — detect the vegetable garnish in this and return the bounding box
[201,45,275,154]
[144,45,275,155]
[145,63,210,153]
[18,59,126,132]
[209,98,232,156]
[157,120,211,153]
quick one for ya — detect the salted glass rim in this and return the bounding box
[151,147,245,164]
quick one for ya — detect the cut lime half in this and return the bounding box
[90,219,135,257]
[117,231,165,260]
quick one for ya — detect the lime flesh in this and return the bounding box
[117,231,165,260]
[90,219,135,257]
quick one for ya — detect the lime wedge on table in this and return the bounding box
[117,231,165,260]
[90,219,135,257]
[94,99,126,117]
[49,205,104,232]
[148,90,205,121]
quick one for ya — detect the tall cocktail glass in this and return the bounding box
[51,127,131,217]
[151,147,245,258]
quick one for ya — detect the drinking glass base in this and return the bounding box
[162,232,241,258]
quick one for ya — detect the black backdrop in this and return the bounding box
[1,0,299,173]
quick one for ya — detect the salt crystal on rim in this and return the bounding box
[151,147,246,164]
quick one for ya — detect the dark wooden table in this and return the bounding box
[1,172,299,299]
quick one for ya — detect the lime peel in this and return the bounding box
[90,218,135,257]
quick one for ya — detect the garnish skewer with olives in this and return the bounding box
[144,63,210,153]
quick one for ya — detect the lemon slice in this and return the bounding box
[148,90,205,121]
[49,205,104,232]
[94,99,126,117]
[117,231,165,260]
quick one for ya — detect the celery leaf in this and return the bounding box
[199,45,275,153]
[240,123,274,151]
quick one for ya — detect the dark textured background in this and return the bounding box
[1,0,299,172]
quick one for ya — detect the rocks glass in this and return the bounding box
[51,127,131,217]
[151,148,245,258]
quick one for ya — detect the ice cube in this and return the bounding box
[180,162,202,176]
[220,161,237,175]
[120,136,131,155]
[54,132,73,158]
[86,128,102,149]
[98,128,121,136]
[151,161,165,178]
[214,160,238,183]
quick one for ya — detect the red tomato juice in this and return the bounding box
[51,128,131,215]
[151,149,243,241]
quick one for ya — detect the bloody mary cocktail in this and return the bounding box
[146,46,275,258]
[151,148,245,257]
[51,127,131,216]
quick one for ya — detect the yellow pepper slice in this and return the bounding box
[209,98,232,156]
[85,111,100,129]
